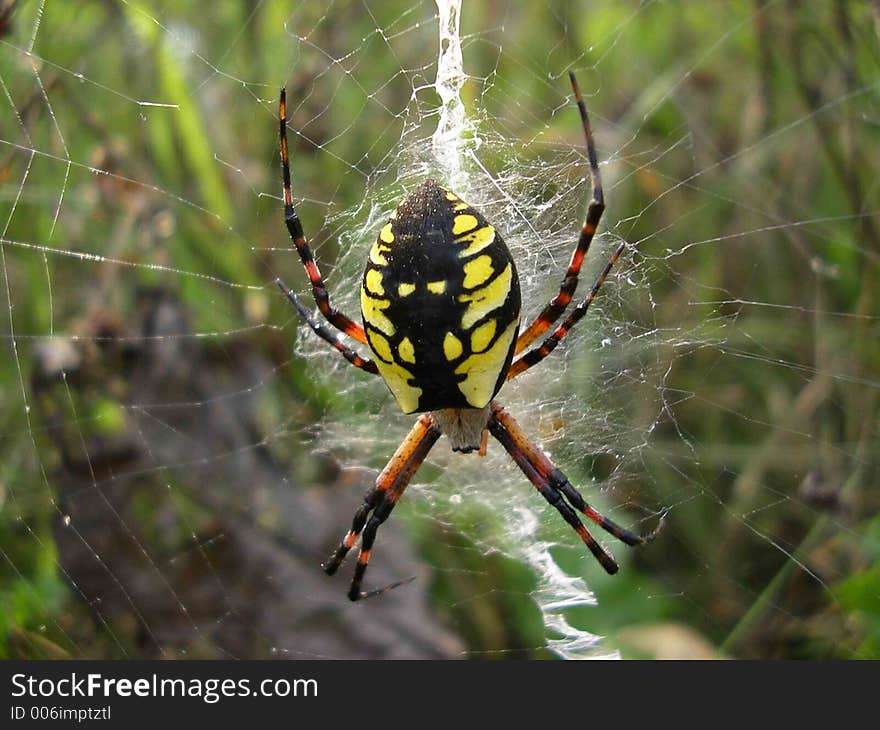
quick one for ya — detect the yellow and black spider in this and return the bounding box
[276,72,662,601]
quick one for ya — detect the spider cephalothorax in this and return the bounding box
[276,72,662,601]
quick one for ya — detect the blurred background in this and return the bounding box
[0,0,878,659]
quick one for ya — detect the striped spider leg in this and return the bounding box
[275,278,378,375]
[507,238,626,379]
[279,88,370,346]
[488,403,663,573]
[508,71,626,380]
[323,414,441,601]
[514,71,606,356]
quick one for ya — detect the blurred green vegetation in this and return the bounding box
[1,0,878,659]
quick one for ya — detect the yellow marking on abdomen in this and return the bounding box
[427,280,447,294]
[370,241,389,266]
[398,336,416,364]
[443,332,463,361]
[457,225,496,257]
[375,358,422,413]
[398,282,416,297]
[454,319,518,408]
[457,263,512,329]
[445,191,459,201]
[360,288,395,335]
[367,330,393,362]
[462,255,494,289]
[452,214,478,234]
[365,268,385,295]
[379,223,395,243]
[470,319,497,353]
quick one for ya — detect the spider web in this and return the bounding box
[1,0,878,660]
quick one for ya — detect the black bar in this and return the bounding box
[0,660,875,725]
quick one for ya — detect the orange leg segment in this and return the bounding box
[323,414,441,600]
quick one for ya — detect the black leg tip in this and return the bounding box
[355,576,417,601]
[322,562,338,576]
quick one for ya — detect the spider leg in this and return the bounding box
[507,239,625,379]
[514,70,605,355]
[488,403,661,574]
[322,414,441,601]
[279,88,369,346]
[275,278,378,375]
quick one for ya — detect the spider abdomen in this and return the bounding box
[361,179,521,414]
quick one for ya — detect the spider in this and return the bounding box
[276,71,662,601]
